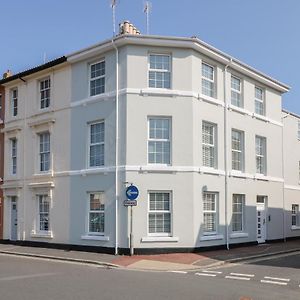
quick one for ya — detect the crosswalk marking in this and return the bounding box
[195,272,217,277]
[225,275,251,281]
[230,272,254,277]
[261,280,288,286]
[264,276,290,282]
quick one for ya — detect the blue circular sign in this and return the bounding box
[126,185,139,200]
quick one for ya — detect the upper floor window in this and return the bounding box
[298,121,300,140]
[255,87,265,116]
[11,88,18,116]
[202,62,215,97]
[39,132,50,172]
[231,76,242,107]
[40,78,51,109]
[90,61,105,96]
[88,193,105,234]
[231,129,244,171]
[149,54,171,89]
[202,121,217,168]
[89,122,105,167]
[292,204,300,227]
[148,117,171,164]
[255,135,266,175]
[11,138,17,175]
[203,192,218,234]
[0,93,2,111]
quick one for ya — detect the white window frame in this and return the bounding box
[148,191,172,237]
[292,204,299,227]
[232,194,245,232]
[39,78,51,109]
[202,192,218,235]
[255,86,265,116]
[87,192,105,235]
[231,129,244,171]
[202,121,217,168]
[89,60,105,97]
[298,121,300,140]
[11,88,18,117]
[148,54,171,89]
[231,75,243,108]
[202,62,215,98]
[39,132,50,172]
[255,135,267,175]
[10,138,17,175]
[37,194,50,233]
[88,121,105,168]
[148,117,171,165]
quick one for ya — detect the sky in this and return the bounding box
[0,0,299,113]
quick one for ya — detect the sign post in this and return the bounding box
[125,185,139,256]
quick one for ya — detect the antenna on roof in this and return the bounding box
[43,52,47,64]
[143,1,152,35]
[111,0,118,36]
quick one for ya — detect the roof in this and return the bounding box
[0,56,67,85]
[282,109,300,120]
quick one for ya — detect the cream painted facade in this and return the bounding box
[1,34,299,253]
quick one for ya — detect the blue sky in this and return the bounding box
[0,0,299,113]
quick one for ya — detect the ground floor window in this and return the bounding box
[292,204,299,227]
[232,194,245,232]
[148,192,171,235]
[203,192,218,234]
[38,195,50,232]
[88,193,105,234]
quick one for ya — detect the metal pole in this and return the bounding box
[130,206,134,255]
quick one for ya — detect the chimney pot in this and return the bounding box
[3,70,13,79]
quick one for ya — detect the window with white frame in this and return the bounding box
[39,132,50,172]
[89,122,105,167]
[231,76,242,107]
[90,61,105,96]
[88,193,105,234]
[148,118,171,164]
[10,138,17,175]
[202,121,217,168]
[148,192,171,235]
[202,62,215,97]
[149,54,171,89]
[298,121,300,140]
[255,135,266,174]
[40,78,50,109]
[232,194,245,232]
[255,86,265,115]
[11,88,18,116]
[203,192,218,234]
[38,195,50,232]
[232,129,244,171]
[292,204,299,227]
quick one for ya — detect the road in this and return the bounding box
[0,252,299,300]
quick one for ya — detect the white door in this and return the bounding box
[11,197,18,241]
[257,203,266,243]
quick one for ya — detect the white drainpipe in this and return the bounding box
[112,39,119,255]
[224,59,232,250]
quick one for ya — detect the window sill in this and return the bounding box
[81,235,109,241]
[228,104,248,115]
[200,234,224,241]
[199,94,224,106]
[291,226,300,230]
[30,231,53,239]
[141,236,179,243]
[230,232,249,239]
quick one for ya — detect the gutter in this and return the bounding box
[111,39,119,255]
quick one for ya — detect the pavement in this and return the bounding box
[0,240,299,272]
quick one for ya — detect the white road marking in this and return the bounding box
[195,273,217,277]
[168,271,187,274]
[264,276,290,282]
[203,270,223,274]
[230,272,254,277]
[0,273,58,282]
[261,280,288,286]
[225,275,250,281]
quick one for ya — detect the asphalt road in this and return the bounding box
[0,253,300,300]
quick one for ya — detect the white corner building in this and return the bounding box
[1,25,299,254]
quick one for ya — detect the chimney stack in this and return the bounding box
[2,70,13,79]
[119,21,141,35]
